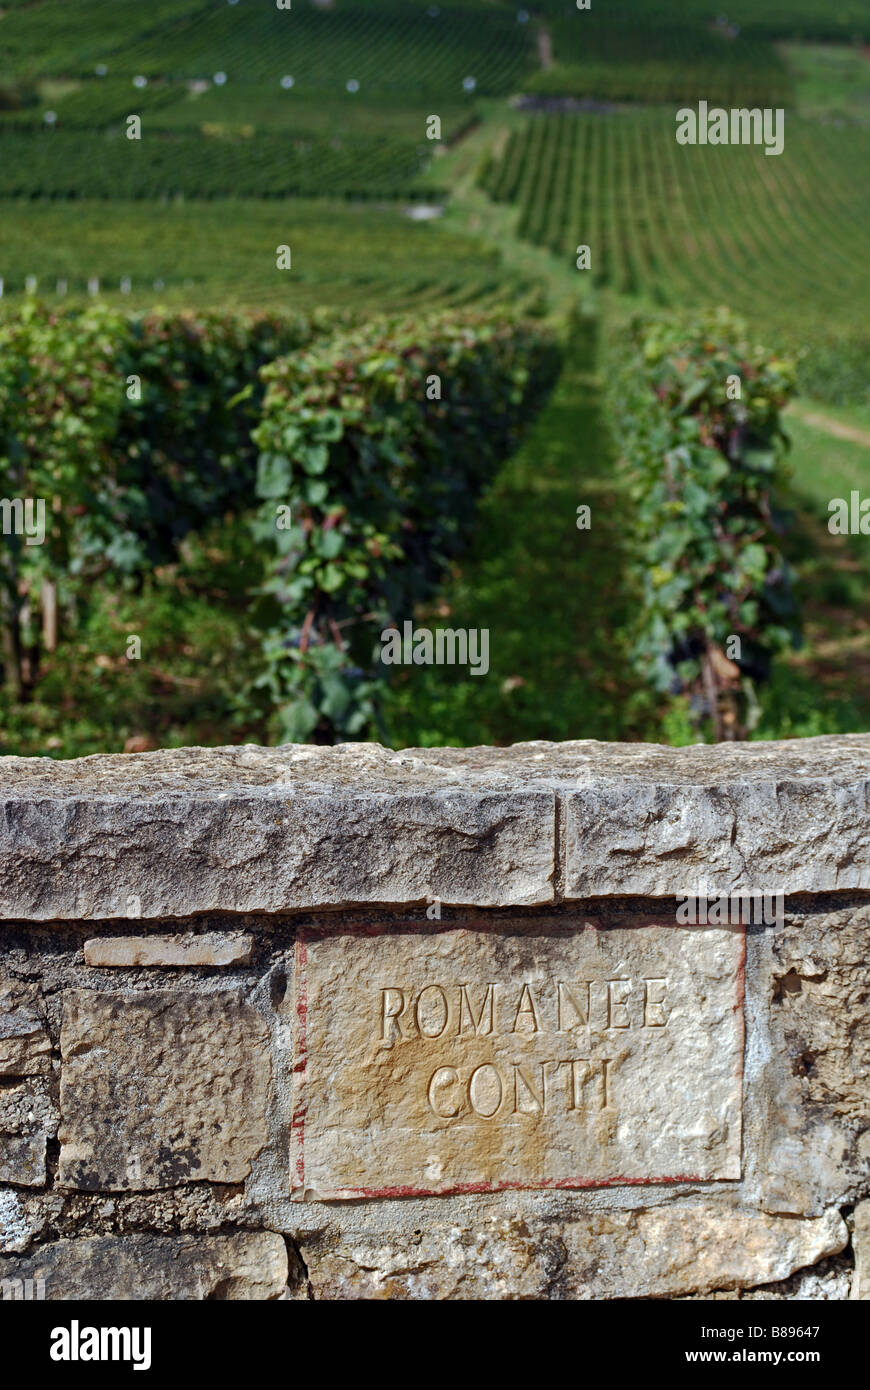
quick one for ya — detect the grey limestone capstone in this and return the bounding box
[0,733,869,919]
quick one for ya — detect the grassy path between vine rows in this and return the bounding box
[380,316,650,747]
[788,401,870,451]
[758,407,870,737]
[381,323,870,746]
[437,103,594,324]
[387,109,870,745]
[380,116,648,745]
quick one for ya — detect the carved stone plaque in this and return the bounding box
[291,921,744,1198]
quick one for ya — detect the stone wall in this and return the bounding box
[0,736,867,1300]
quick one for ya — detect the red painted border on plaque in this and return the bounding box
[290,918,746,1200]
[291,934,308,1194]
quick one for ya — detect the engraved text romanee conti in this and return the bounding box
[377,976,670,1121]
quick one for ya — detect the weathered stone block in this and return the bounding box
[295,1199,847,1300]
[4,735,869,920]
[750,904,870,1215]
[0,1127,45,1186]
[0,1187,58,1254]
[0,1008,51,1076]
[292,920,744,1198]
[58,989,272,1190]
[0,745,557,917]
[0,1077,55,1186]
[83,932,253,968]
[0,1231,288,1300]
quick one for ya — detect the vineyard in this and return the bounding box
[0,0,866,208]
[0,128,450,201]
[0,0,868,754]
[529,0,870,42]
[0,301,558,751]
[0,0,532,202]
[480,110,870,355]
[0,200,539,314]
[2,0,532,91]
[526,13,793,106]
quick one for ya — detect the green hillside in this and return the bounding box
[0,0,868,752]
